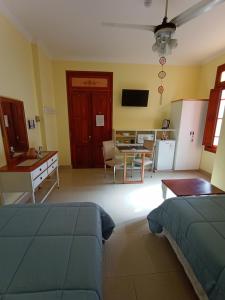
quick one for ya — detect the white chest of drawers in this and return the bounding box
[0,151,59,204]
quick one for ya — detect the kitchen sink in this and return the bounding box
[16,152,50,167]
[17,159,40,167]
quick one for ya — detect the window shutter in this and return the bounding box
[202,88,221,147]
[215,63,225,86]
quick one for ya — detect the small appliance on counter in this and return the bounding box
[162,119,170,129]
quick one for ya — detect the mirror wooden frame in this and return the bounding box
[0,96,29,165]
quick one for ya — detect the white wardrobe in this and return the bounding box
[170,99,208,170]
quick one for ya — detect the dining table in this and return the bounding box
[116,145,152,183]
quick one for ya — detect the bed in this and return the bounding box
[147,195,225,300]
[0,202,115,300]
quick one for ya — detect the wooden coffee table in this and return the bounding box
[162,178,225,200]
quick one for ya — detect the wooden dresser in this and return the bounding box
[0,151,59,204]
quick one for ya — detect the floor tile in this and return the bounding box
[44,167,208,299]
[103,277,136,300]
[104,228,154,277]
[134,272,198,300]
[145,233,183,273]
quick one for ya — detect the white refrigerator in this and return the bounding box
[155,140,176,170]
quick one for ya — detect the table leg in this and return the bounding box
[140,153,145,183]
[162,182,167,200]
[31,191,35,204]
[0,193,5,205]
[123,153,127,183]
[56,167,60,189]
[123,152,147,184]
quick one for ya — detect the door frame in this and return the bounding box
[66,71,113,168]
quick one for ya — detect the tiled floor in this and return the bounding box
[47,167,208,300]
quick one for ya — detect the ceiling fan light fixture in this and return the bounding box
[152,42,170,56]
[153,27,177,56]
[168,38,178,49]
[152,42,158,52]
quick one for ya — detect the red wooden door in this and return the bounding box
[92,91,112,167]
[67,71,112,168]
[70,91,92,168]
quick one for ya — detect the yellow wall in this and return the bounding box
[53,60,200,165]
[197,53,225,174]
[197,52,225,188]
[0,13,59,204]
[31,44,58,151]
[0,14,42,168]
[199,151,215,174]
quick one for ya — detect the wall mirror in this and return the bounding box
[0,96,29,164]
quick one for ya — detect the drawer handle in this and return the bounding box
[40,177,42,180]
[39,168,42,171]
[52,165,54,168]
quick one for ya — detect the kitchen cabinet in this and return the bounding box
[113,129,175,146]
[0,151,59,204]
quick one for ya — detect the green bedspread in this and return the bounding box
[147,195,225,300]
[0,202,115,300]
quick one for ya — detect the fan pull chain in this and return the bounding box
[158,56,167,105]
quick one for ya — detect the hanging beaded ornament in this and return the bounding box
[158,85,164,94]
[159,56,166,65]
[158,56,167,105]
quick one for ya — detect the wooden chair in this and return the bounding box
[102,140,123,183]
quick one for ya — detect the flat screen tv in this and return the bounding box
[122,89,149,107]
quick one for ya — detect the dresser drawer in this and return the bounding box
[47,154,58,167]
[47,161,58,175]
[31,162,48,180]
[32,170,48,189]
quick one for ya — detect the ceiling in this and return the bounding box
[1,0,225,65]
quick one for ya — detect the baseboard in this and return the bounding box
[59,165,72,169]
[199,169,211,180]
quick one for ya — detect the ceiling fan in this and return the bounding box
[103,0,225,56]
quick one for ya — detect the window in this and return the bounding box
[220,71,225,82]
[213,90,225,146]
[203,63,225,153]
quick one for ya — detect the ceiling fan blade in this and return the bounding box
[102,22,155,32]
[170,0,225,27]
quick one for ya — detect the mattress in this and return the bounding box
[163,229,208,300]
[0,202,115,300]
[147,195,225,300]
